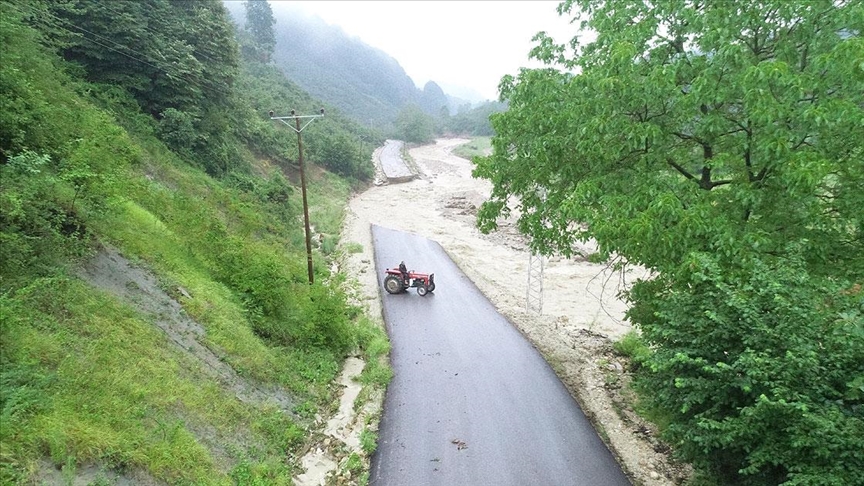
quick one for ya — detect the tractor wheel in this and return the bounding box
[427,282,435,292]
[384,275,404,294]
[417,285,428,296]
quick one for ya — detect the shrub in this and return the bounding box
[632,254,864,484]
[612,331,651,369]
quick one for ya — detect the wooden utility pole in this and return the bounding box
[270,109,324,284]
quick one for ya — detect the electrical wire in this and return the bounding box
[94,0,234,67]
[5,1,233,99]
[6,1,164,72]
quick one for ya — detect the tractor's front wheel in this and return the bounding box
[417,285,428,296]
[384,275,404,294]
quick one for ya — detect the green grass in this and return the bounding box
[359,428,378,456]
[342,242,364,254]
[1,130,384,484]
[0,277,291,485]
[94,199,306,389]
[612,331,652,368]
[354,317,392,388]
[0,11,392,483]
[452,136,492,160]
[307,170,352,238]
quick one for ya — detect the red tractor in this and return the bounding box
[383,264,435,296]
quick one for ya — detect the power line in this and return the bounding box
[6,2,163,72]
[6,1,232,98]
[94,0,233,67]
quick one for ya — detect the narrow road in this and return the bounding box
[378,139,414,181]
[369,225,631,486]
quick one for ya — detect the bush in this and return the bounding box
[157,108,198,159]
[213,237,353,352]
[612,331,651,369]
[0,151,89,289]
[631,254,864,485]
[311,132,373,181]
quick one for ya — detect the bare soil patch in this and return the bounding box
[79,246,295,414]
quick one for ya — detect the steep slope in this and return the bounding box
[225,2,451,128]
[270,8,420,127]
[0,1,389,483]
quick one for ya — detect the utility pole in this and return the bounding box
[270,108,324,284]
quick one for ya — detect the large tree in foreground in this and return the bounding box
[474,1,863,484]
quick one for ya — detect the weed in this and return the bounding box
[343,242,364,254]
[359,428,378,455]
[452,137,492,159]
[612,331,652,368]
[586,252,606,264]
[345,452,363,474]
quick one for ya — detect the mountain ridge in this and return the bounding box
[225,2,453,128]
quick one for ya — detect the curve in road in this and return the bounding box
[369,224,631,486]
[378,140,415,181]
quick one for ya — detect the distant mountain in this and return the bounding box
[419,81,449,117]
[226,3,446,128]
[438,82,490,105]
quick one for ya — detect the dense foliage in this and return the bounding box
[394,104,436,144]
[242,0,276,63]
[448,101,506,136]
[256,5,421,130]
[474,0,863,484]
[24,0,378,180]
[1,0,388,482]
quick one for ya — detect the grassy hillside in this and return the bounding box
[1,1,389,483]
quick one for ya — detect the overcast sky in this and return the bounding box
[274,1,584,101]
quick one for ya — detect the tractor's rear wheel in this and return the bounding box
[384,275,404,294]
[417,285,428,296]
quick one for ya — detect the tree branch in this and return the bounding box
[792,135,811,150]
[700,165,713,190]
[745,127,755,182]
[667,158,697,181]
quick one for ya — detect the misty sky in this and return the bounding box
[275,1,584,102]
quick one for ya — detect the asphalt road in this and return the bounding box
[378,140,414,180]
[369,225,631,486]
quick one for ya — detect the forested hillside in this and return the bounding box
[225,2,493,139]
[1,0,389,483]
[231,3,420,128]
[476,0,864,484]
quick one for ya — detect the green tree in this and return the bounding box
[449,101,505,136]
[44,0,240,175]
[309,131,373,181]
[474,0,864,484]
[243,0,276,63]
[394,104,435,144]
[47,0,237,117]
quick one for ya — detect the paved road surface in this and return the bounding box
[369,225,631,486]
[378,140,414,181]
